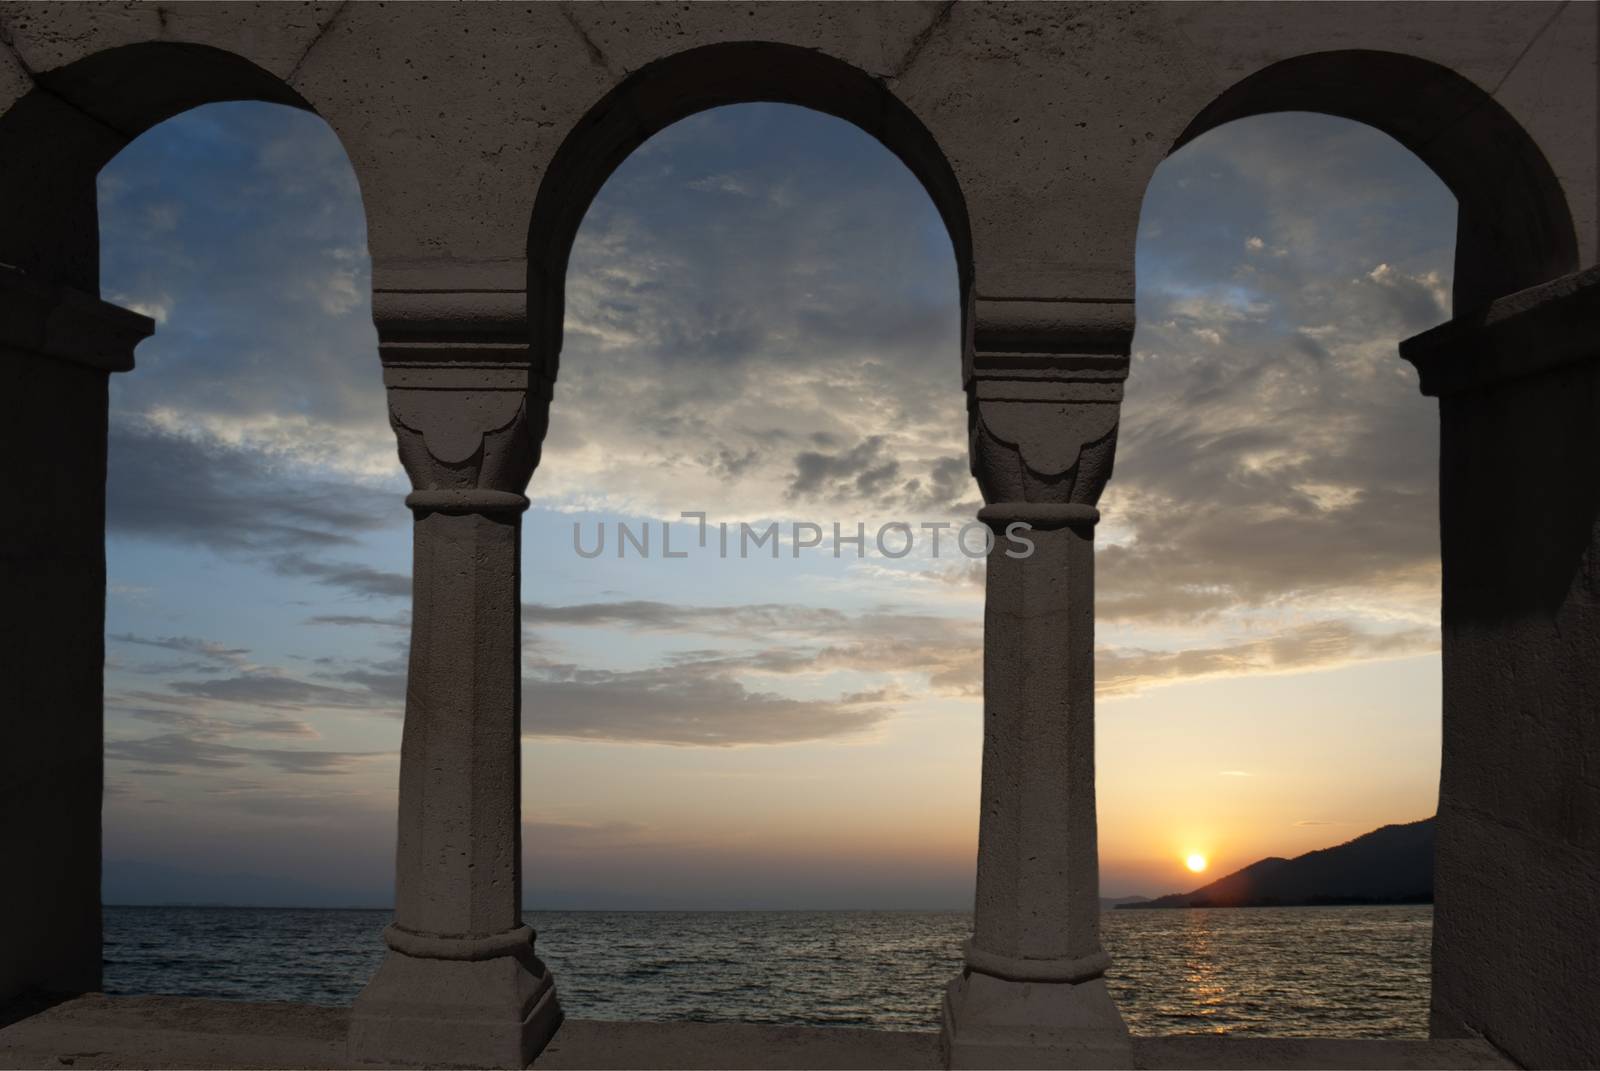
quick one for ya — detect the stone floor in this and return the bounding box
[0,995,1516,1070]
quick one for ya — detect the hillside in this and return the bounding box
[1121,817,1434,909]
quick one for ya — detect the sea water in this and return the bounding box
[102,904,1431,1037]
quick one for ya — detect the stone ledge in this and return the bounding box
[0,995,1516,1070]
[1400,265,1600,397]
[0,265,154,372]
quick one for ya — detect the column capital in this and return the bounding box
[1400,266,1600,397]
[0,264,153,372]
[372,258,534,369]
[966,298,1131,508]
[373,262,550,511]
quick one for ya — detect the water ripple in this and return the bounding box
[102,905,1431,1036]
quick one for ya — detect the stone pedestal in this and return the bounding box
[350,930,559,1069]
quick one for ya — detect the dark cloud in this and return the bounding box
[111,697,320,740]
[521,598,853,634]
[273,553,410,599]
[789,435,901,501]
[109,633,249,665]
[106,418,401,554]
[169,672,376,709]
[522,659,892,747]
[906,456,974,513]
[323,666,408,704]
[305,613,410,629]
[105,732,381,776]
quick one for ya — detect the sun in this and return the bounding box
[1185,853,1208,873]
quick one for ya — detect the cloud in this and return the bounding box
[514,596,983,745]
[109,292,172,325]
[305,613,410,629]
[533,103,964,522]
[168,672,379,709]
[522,598,848,635]
[522,658,893,747]
[687,172,753,196]
[1101,114,1454,637]
[110,633,249,667]
[1098,621,1438,698]
[110,694,320,738]
[101,101,384,448]
[105,732,383,776]
[106,418,400,554]
[514,593,1436,732]
[104,678,390,777]
[273,554,410,599]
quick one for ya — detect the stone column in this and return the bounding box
[0,266,152,1008]
[349,262,562,1069]
[1400,266,1600,1070]
[942,299,1132,1069]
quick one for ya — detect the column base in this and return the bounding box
[348,930,562,1069]
[940,968,1132,1070]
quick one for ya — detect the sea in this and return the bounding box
[102,905,1432,1037]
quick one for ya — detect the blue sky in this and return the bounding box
[98,101,1453,908]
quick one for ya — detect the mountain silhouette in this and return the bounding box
[1121,816,1434,909]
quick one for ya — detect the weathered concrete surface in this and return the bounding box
[0,996,1516,1070]
[1132,1036,1515,1070]
[0,995,349,1069]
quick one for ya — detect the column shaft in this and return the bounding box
[350,497,561,1070]
[394,509,522,938]
[972,523,1101,968]
[942,511,1129,1070]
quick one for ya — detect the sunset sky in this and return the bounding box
[98,101,1452,909]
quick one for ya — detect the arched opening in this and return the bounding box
[1100,49,1578,1039]
[527,41,975,384]
[1170,50,1578,313]
[0,44,393,1008]
[95,98,401,1003]
[519,72,977,1026]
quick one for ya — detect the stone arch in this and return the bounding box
[525,40,975,382]
[0,41,317,293]
[1170,49,1579,312]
